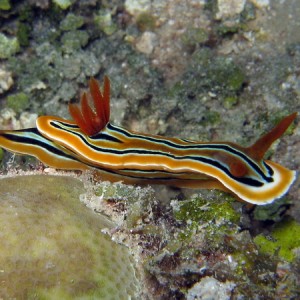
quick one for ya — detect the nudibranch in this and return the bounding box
[0,76,297,205]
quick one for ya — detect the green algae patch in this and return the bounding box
[190,50,246,92]
[16,22,31,47]
[200,110,221,126]
[94,10,118,36]
[136,12,157,32]
[60,13,84,31]
[61,30,89,53]
[172,193,240,243]
[6,92,30,113]
[0,33,20,59]
[181,27,209,48]
[223,95,238,109]
[0,175,139,299]
[0,0,10,10]
[53,0,72,10]
[174,194,239,224]
[254,219,300,262]
[216,23,246,36]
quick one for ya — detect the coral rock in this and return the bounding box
[0,175,139,299]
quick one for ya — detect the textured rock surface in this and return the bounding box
[0,175,138,299]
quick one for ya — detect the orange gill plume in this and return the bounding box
[68,76,110,136]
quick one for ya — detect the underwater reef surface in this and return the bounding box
[89,182,300,299]
[0,174,139,299]
[0,0,300,299]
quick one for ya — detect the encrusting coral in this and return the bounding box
[0,175,139,299]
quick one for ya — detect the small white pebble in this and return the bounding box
[135,31,158,55]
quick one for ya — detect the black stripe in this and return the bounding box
[263,161,274,176]
[89,132,123,143]
[2,129,80,161]
[53,122,122,143]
